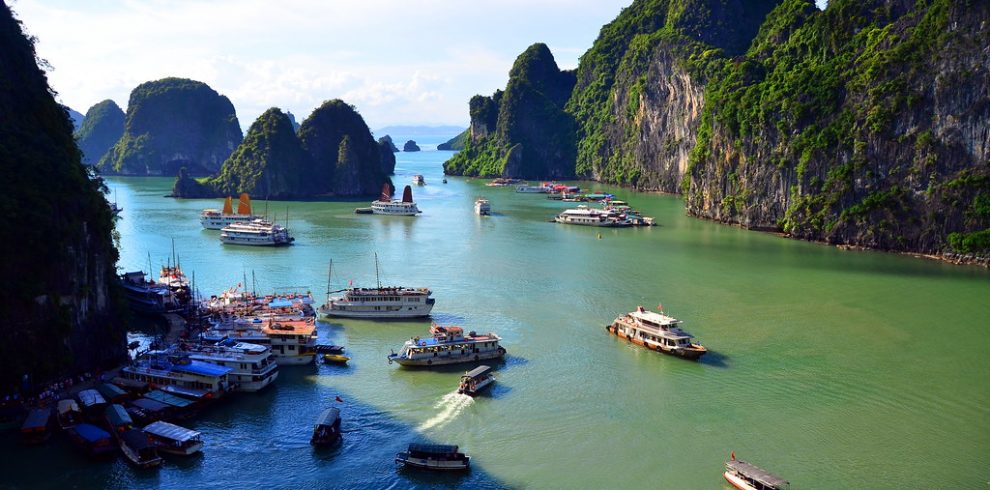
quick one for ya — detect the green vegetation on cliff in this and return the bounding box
[299,99,391,197]
[0,3,125,389]
[437,129,468,151]
[444,43,576,179]
[75,99,124,165]
[100,77,242,175]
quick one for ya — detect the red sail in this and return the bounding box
[380,182,392,202]
[402,185,413,203]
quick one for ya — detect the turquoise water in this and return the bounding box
[2,144,989,488]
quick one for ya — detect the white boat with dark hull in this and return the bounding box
[554,206,631,227]
[200,193,261,230]
[200,318,318,366]
[318,257,434,319]
[458,365,495,396]
[121,271,180,314]
[606,306,707,360]
[181,340,279,392]
[371,183,421,216]
[395,444,470,472]
[143,421,203,456]
[220,219,294,246]
[388,325,505,367]
[474,198,491,216]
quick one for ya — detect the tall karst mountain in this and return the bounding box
[75,99,125,165]
[0,3,125,388]
[173,100,392,199]
[445,0,990,257]
[100,77,242,175]
[443,43,577,179]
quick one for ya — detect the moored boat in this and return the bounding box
[77,389,108,421]
[200,193,261,230]
[120,271,180,314]
[143,421,203,456]
[318,257,434,319]
[388,324,506,367]
[57,399,82,430]
[395,443,470,471]
[606,306,707,360]
[122,350,234,399]
[20,407,53,444]
[457,365,495,396]
[104,403,134,435]
[200,318,318,366]
[119,428,163,468]
[323,354,350,364]
[724,454,789,490]
[220,219,294,246]
[66,423,116,458]
[515,183,550,193]
[310,407,342,446]
[181,340,279,392]
[554,206,631,227]
[371,183,421,216]
[412,174,425,185]
[474,198,491,216]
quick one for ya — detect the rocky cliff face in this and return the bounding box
[444,43,576,179]
[0,3,125,389]
[75,99,125,165]
[403,140,421,152]
[378,136,397,175]
[298,99,390,197]
[101,77,242,175]
[685,0,990,255]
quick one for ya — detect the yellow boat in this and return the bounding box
[323,354,350,364]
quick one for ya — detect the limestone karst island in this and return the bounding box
[1,0,988,488]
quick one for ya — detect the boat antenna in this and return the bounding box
[252,270,257,296]
[147,252,152,279]
[326,259,333,297]
[375,252,381,290]
[170,237,176,272]
[243,267,248,294]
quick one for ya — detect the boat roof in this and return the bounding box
[131,398,170,412]
[629,309,681,326]
[408,443,459,455]
[463,365,492,379]
[78,389,107,407]
[172,360,233,377]
[121,428,153,450]
[144,421,201,442]
[315,407,341,427]
[21,407,51,430]
[726,460,789,488]
[262,321,316,336]
[105,404,133,427]
[413,333,500,347]
[145,390,195,408]
[57,399,80,414]
[74,423,110,442]
[96,383,127,400]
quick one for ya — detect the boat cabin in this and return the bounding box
[143,420,203,456]
[77,389,108,420]
[57,399,82,430]
[310,407,342,446]
[104,404,134,434]
[67,423,115,458]
[395,443,470,471]
[724,459,789,490]
[20,407,52,444]
[128,397,172,425]
[458,365,495,396]
[97,383,130,404]
[120,428,163,468]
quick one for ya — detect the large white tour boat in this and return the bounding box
[606,306,707,360]
[220,219,294,246]
[200,193,261,230]
[388,324,506,367]
[555,206,631,227]
[121,351,234,399]
[474,198,491,216]
[318,257,434,319]
[181,340,279,392]
[371,183,421,216]
[201,318,317,365]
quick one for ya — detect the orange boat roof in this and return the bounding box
[262,320,315,336]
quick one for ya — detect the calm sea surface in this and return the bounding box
[3,139,989,488]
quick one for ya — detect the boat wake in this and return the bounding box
[417,392,474,432]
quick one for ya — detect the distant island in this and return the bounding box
[403,140,421,152]
[437,129,468,151]
[444,0,990,259]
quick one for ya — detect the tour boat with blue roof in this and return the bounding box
[388,324,506,367]
[121,351,234,399]
[181,340,279,392]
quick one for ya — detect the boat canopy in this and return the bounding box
[21,407,51,431]
[268,298,295,308]
[78,389,107,408]
[726,460,789,489]
[144,421,201,442]
[145,390,194,408]
[131,398,170,413]
[121,428,153,451]
[172,360,233,377]
[96,383,128,401]
[408,443,459,455]
[57,399,80,415]
[315,407,341,428]
[74,423,111,443]
[105,404,133,427]
[462,365,491,380]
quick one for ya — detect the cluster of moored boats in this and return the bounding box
[201,194,295,246]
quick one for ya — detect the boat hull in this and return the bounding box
[235,371,279,392]
[274,354,315,366]
[605,325,707,360]
[724,470,759,490]
[320,304,434,319]
[156,441,204,456]
[395,455,470,471]
[390,348,505,367]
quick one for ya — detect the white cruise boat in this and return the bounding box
[606,306,707,360]
[555,206,631,227]
[515,183,550,193]
[181,340,279,392]
[220,219,294,246]
[121,351,234,399]
[474,198,491,216]
[412,175,425,185]
[388,324,506,367]
[318,257,435,319]
[200,193,261,230]
[371,183,421,216]
[200,318,317,365]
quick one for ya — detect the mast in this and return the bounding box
[252,270,257,296]
[243,268,248,294]
[375,252,381,290]
[170,238,176,272]
[147,252,152,280]
[326,259,333,297]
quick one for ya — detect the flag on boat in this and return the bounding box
[335,396,344,403]
[657,303,663,311]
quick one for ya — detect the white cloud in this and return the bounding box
[13,0,630,129]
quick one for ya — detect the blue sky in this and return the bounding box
[14,0,827,130]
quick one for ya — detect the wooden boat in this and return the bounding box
[127,398,172,425]
[143,421,203,456]
[66,423,116,458]
[96,383,130,404]
[57,399,82,430]
[395,443,470,471]
[314,344,346,355]
[104,404,134,435]
[322,354,350,364]
[119,428,163,468]
[724,454,789,490]
[310,407,342,446]
[606,306,707,360]
[20,407,53,444]
[77,389,108,420]
[457,365,495,396]
[388,324,506,367]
